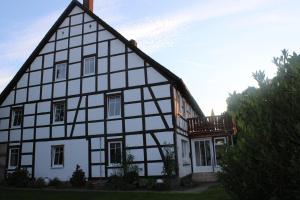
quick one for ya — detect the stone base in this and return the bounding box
[192,172,218,183]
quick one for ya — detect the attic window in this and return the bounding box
[84,57,95,75]
[55,63,67,80]
[12,107,23,127]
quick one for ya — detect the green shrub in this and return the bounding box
[48,177,62,187]
[6,168,31,187]
[220,50,300,200]
[105,175,136,190]
[70,165,86,187]
[161,145,176,178]
[28,177,46,188]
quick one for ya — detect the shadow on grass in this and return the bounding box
[0,185,230,200]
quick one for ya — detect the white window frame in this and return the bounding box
[51,145,64,168]
[107,94,121,119]
[53,101,65,124]
[108,141,122,166]
[11,107,23,127]
[55,63,67,81]
[181,140,189,165]
[83,56,96,76]
[8,147,20,169]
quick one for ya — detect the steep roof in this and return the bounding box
[0,0,204,117]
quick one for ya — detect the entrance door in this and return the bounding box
[192,139,213,172]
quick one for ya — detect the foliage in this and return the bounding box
[219,50,300,200]
[69,165,86,187]
[28,177,46,188]
[48,177,62,187]
[161,144,176,178]
[121,153,140,184]
[6,168,31,187]
[106,153,140,190]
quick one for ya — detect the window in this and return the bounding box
[108,95,121,117]
[195,140,212,166]
[55,63,67,80]
[181,140,189,164]
[84,57,95,75]
[214,137,226,166]
[109,141,122,165]
[9,147,19,168]
[53,101,65,122]
[12,107,23,127]
[51,145,64,167]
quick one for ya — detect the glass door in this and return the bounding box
[192,139,213,172]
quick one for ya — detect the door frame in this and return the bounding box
[191,137,214,173]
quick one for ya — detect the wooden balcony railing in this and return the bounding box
[187,114,235,137]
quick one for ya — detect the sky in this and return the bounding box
[0,0,300,115]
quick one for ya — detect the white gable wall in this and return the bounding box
[0,5,182,179]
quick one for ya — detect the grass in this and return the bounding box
[0,185,230,200]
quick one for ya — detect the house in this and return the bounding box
[0,0,234,181]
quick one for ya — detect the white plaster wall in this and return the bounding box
[177,134,192,177]
[147,67,167,84]
[125,134,143,147]
[124,89,141,102]
[125,118,142,132]
[128,69,145,86]
[34,139,88,181]
[148,162,163,176]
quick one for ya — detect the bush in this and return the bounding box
[161,145,176,178]
[48,177,62,188]
[28,177,46,188]
[70,165,86,187]
[105,175,134,190]
[220,50,300,200]
[6,168,31,187]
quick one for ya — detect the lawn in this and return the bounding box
[0,185,230,200]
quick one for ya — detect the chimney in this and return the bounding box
[83,0,93,12]
[129,39,137,47]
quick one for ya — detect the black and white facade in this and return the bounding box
[0,0,205,181]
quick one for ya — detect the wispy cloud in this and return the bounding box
[117,0,273,52]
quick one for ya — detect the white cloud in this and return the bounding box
[117,0,273,52]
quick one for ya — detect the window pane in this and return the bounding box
[110,142,122,164]
[56,63,66,80]
[12,108,23,126]
[205,140,211,165]
[54,102,65,122]
[84,57,95,75]
[52,146,64,166]
[10,148,19,167]
[108,95,121,117]
[195,142,200,166]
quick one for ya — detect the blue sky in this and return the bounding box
[0,0,300,115]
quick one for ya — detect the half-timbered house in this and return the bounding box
[0,0,234,181]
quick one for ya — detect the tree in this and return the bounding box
[219,50,300,200]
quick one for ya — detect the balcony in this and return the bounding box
[187,113,236,138]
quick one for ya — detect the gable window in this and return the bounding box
[8,147,20,168]
[84,57,95,75]
[108,94,121,118]
[53,101,65,122]
[51,145,64,168]
[12,107,23,127]
[109,141,122,165]
[55,63,67,80]
[181,140,189,164]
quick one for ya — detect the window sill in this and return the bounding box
[51,165,64,169]
[183,161,190,166]
[107,115,121,120]
[108,164,121,168]
[52,121,65,125]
